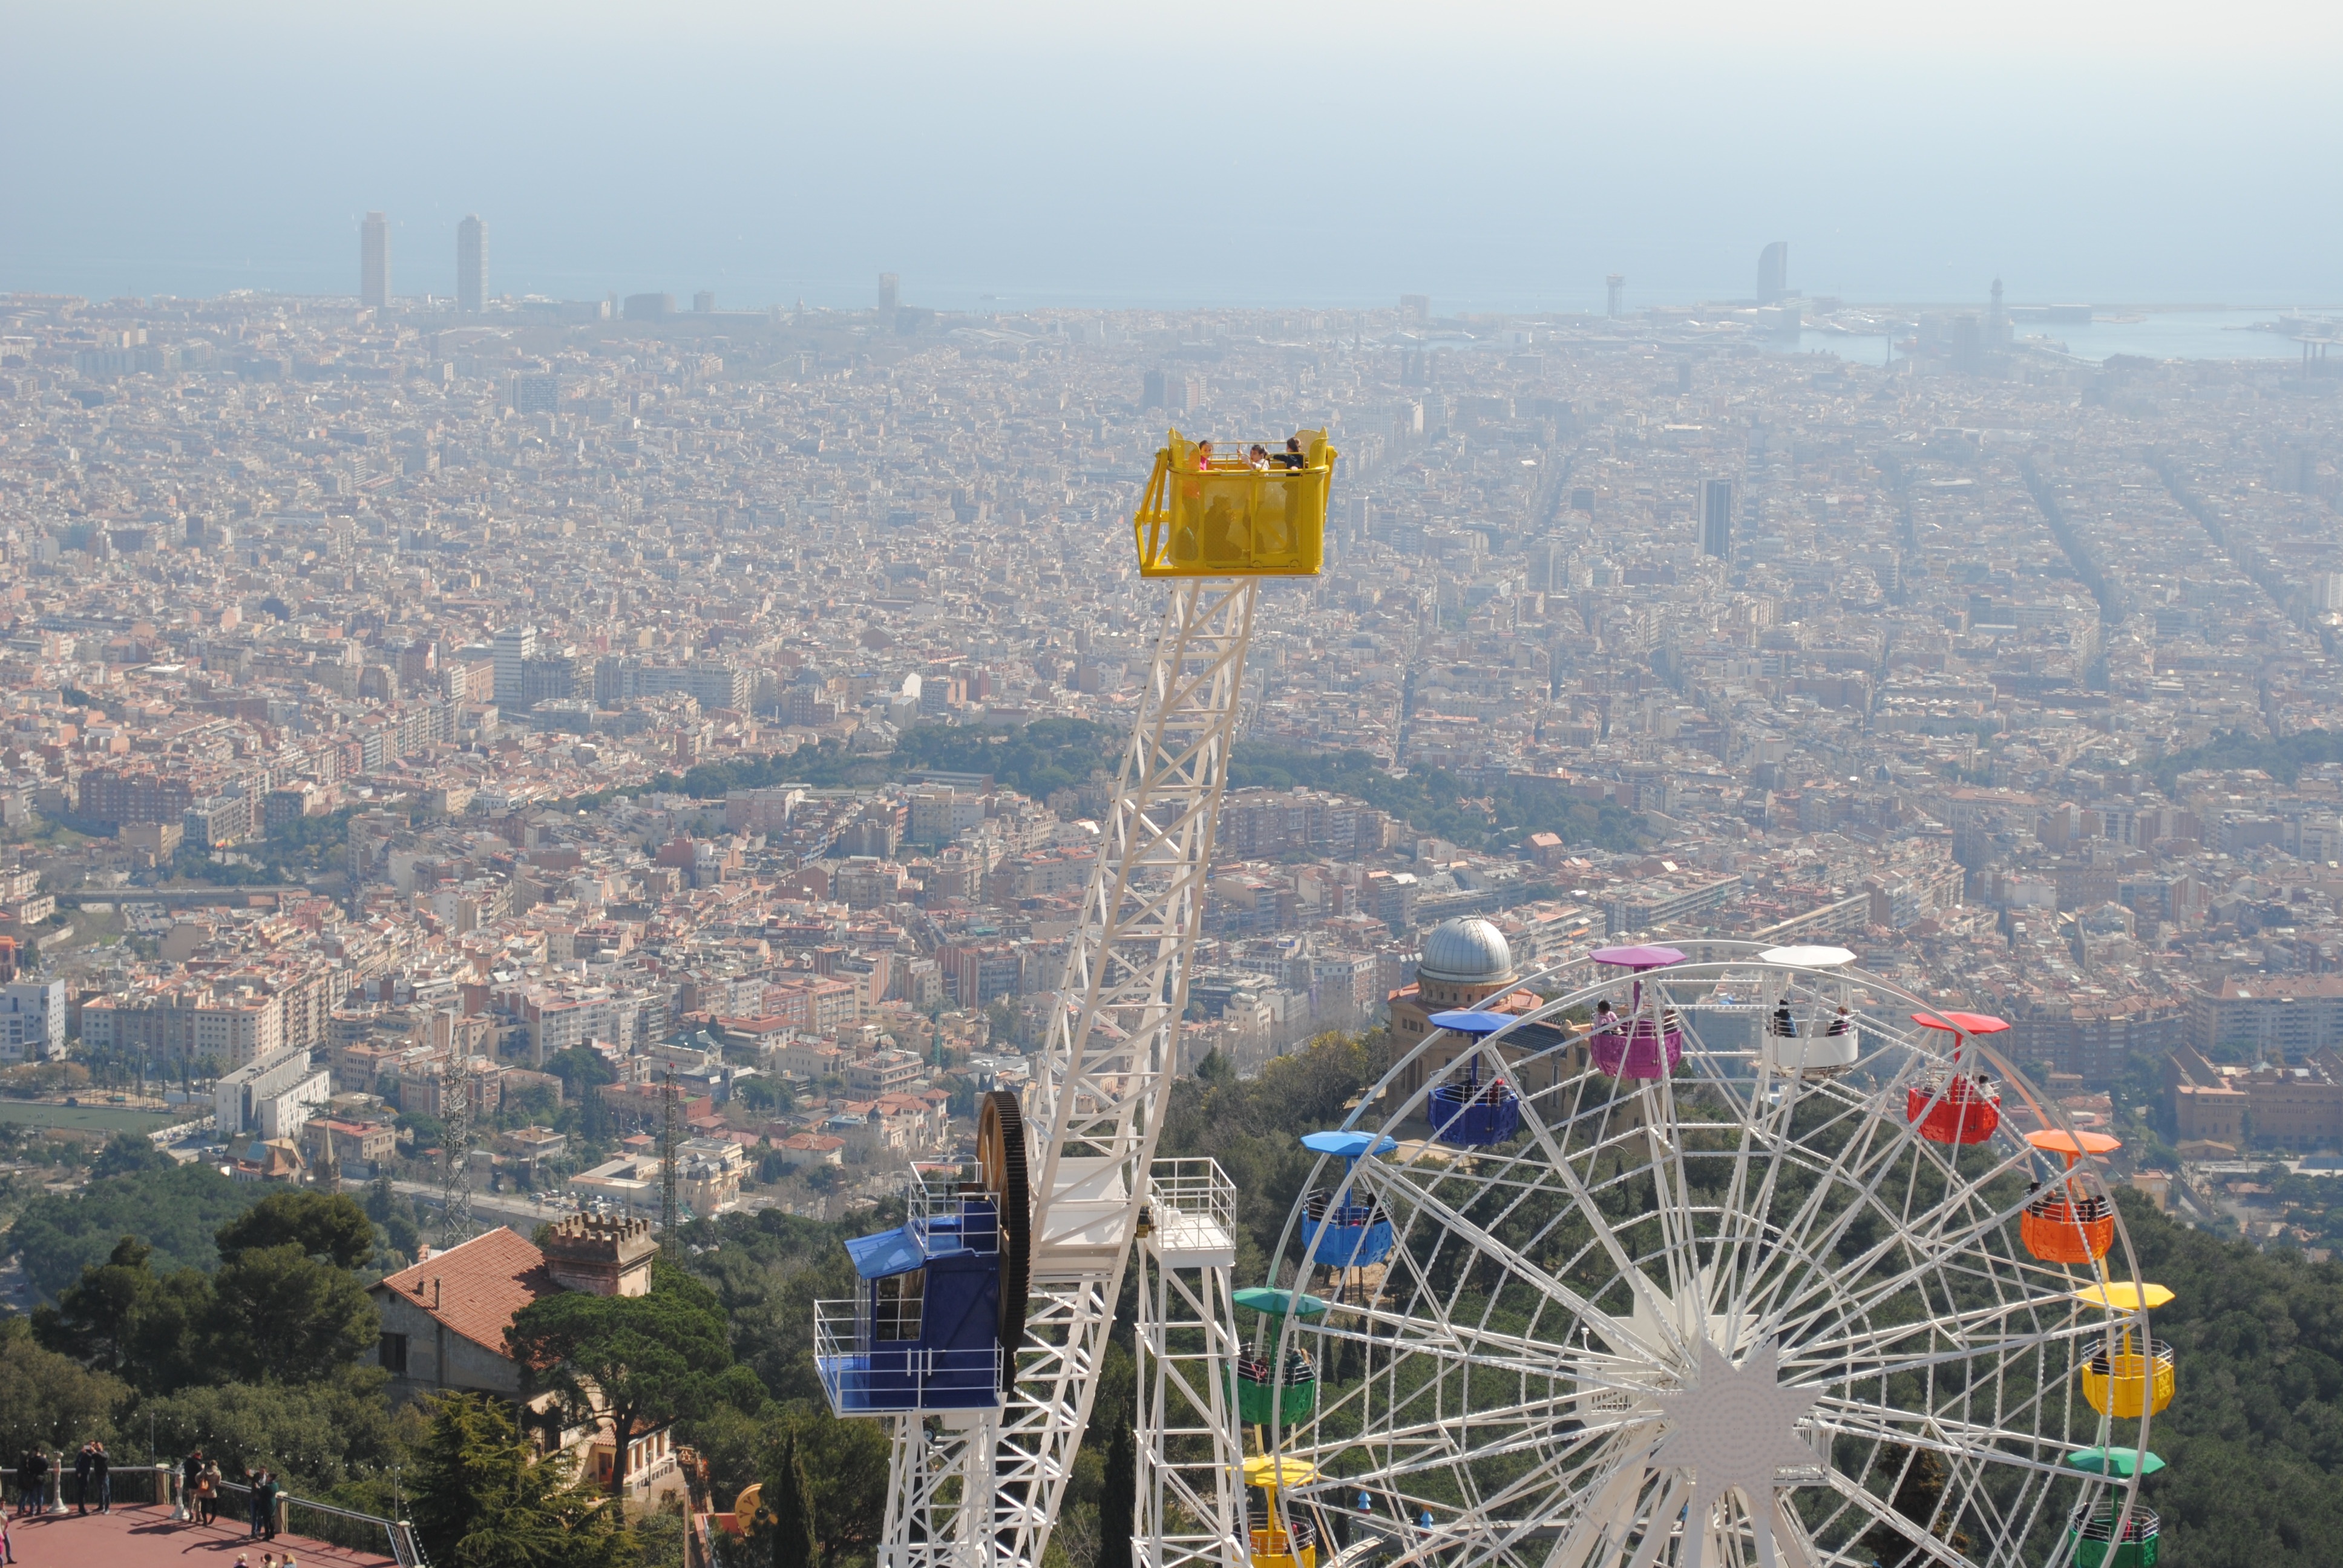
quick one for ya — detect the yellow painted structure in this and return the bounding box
[2083,1337,2177,1419]
[1244,1455,1321,1568]
[2073,1282,2175,1312]
[1133,429,1336,577]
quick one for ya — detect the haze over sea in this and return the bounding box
[4,0,2342,350]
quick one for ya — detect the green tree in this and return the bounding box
[764,1427,818,1568]
[365,1174,422,1261]
[6,1158,254,1298]
[548,1045,618,1146]
[775,1409,891,1568]
[206,1241,380,1384]
[90,1131,172,1178]
[139,1367,405,1490]
[217,1189,379,1270]
[409,1391,637,1568]
[1096,1413,1136,1568]
[32,1233,215,1394]
[0,1316,128,1457]
[506,1261,761,1496]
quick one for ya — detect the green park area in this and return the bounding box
[0,1100,183,1135]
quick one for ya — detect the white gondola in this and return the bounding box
[1754,942,1863,1076]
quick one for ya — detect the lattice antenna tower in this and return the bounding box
[660,1068,680,1233]
[439,1054,475,1244]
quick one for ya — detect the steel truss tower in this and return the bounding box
[1136,1159,1246,1568]
[879,577,1259,1568]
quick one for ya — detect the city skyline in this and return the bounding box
[7,4,2342,309]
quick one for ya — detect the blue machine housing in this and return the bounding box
[818,1193,1004,1413]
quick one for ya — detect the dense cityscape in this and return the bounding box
[3,215,2343,1566]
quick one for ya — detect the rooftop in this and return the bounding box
[370,1224,559,1354]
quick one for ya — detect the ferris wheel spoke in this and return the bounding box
[1621,1472,1687,1568]
[1814,1471,1977,1568]
[1508,1085,1696,1368]
[1703,1058,1816,1336]
[1645,1076,1713,1331]
[1361,1165,1673,1377]
[1327,1393,1643,1471]
[1788,1298,2093,1373]
[1549,1452,1662,1568]
[1761,1148,2035,1347]
[1807,1397,2074,1480]
[1763,1488,1822,1568]
[1729,1099,1915,1330]
[1779,1225,2046,1359]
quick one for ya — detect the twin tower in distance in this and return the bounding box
[358,211,485,313]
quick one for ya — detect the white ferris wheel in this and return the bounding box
[1235,940,2174,1568]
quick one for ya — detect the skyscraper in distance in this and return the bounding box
[1700,478,1733,560]
[457,215,486,313]
[1757,241,1788,304]
[1606,274,1625,319]
[361,212,389,309]
[879,272,900,315]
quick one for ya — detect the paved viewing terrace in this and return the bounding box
[3,1504,396,1567]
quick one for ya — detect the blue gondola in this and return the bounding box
[1428,1074,1519,1146]
[1298,1130,1397,1267]
[816,1093,1031,1414]
[1424,1011,1523,1145]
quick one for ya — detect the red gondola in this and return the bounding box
[1906,1011,2008,1145]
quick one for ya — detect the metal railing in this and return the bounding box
[283,1490,433,1563]
[2,1461,168,1511]
[1146,1156,1236,1232]
[905,1168,1000,1257]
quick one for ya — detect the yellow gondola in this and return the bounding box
[1133,429,1336,577]
[1244,1455,1321,1568]
[2082,1335,2177,1419]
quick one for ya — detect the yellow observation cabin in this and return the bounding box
[1243,1455,1323,1568]
[1133,428,1337,577]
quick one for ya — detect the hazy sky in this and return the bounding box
[5,0,2340,312]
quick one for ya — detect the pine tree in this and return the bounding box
[1098,1415,1136,1568]
[408,1391,637,1568]
[770,1429,818,1568]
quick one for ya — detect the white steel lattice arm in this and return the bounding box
[876,578,1260,1568]
[1031,578,1256,1203]
[1007,578,1256,1563]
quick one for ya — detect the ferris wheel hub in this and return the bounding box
[1649,1339,1826,1515]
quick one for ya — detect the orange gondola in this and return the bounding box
[2022,1129,2122,1264]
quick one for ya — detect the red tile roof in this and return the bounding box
[371,1226,560,1355]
